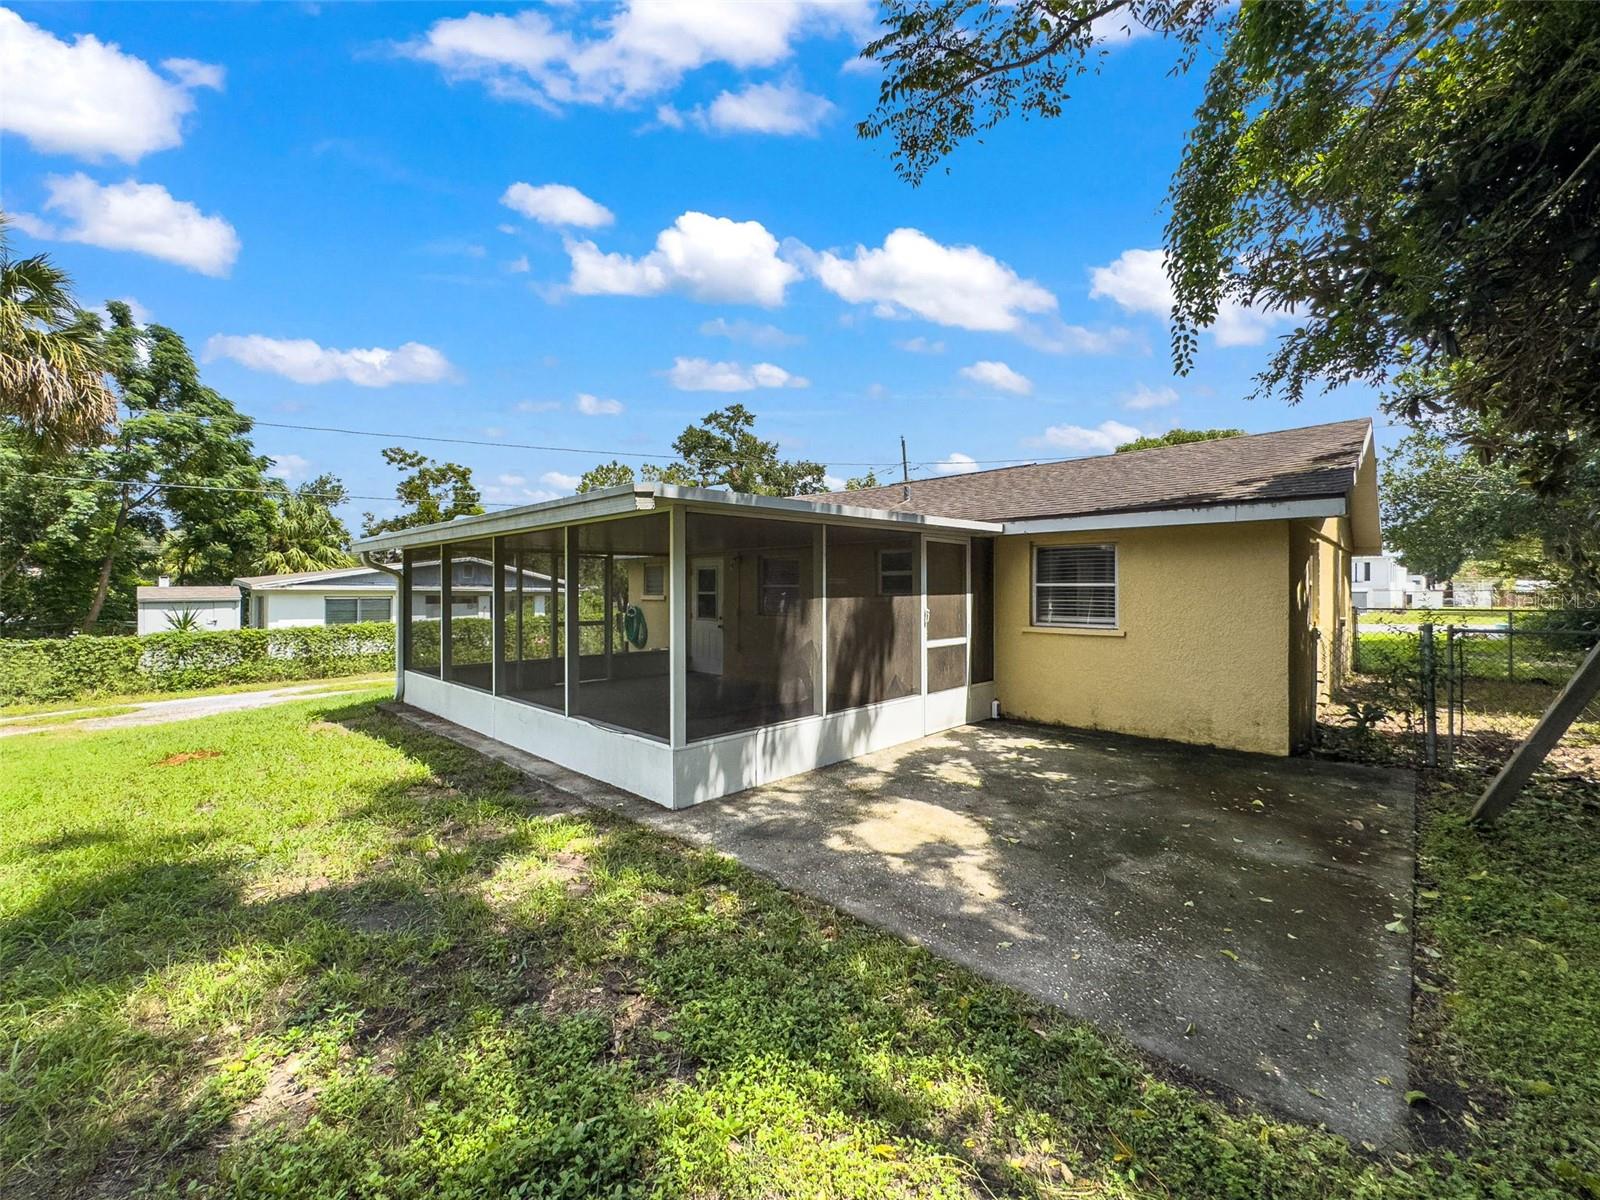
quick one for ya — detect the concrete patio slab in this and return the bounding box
[385,706,1415,1145]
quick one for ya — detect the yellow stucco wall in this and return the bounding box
[1289,516,1353,749]
[623,558,670,651]
[994,522,1294,756]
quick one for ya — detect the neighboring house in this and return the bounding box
[135,581,243,635]
[236,561,561,629]
[1350,551,1439,609]
[353,418,1380,809]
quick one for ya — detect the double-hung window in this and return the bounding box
[1033,545,1117,628]
[641,560,666,600]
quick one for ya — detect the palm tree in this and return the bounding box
[259,474,355,575]
[0,212,115,450]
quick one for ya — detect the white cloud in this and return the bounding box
[1018,319,1139,356]
[541,470,582,491]
[699,316,802,347]
[505,255,531,274]
[204,334,453,386]
[703,81,833,135]
[1089,247,1284,347]
[567,211,799,307]
[267,453,310,482]
[576,392,624,415]
[161,57,226,91]
[894,336,945,354]
[1029,419,1144,454]
[958,360,1032,395]
[822,473,847,491]
[667,357,808,392]
[813,228,1056,332]
[932,452,980,476]
[401,1,871,109]
[0,8,223,162]
[26,174,239,276]
[1090,9,1156,43]
[500,181,614,228]
[1121,383,1178,411]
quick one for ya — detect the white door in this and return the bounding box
[689,558,724,675]
[923,537,970,733]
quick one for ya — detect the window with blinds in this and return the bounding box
[1033,545,1117,628]
[325,596,392,625]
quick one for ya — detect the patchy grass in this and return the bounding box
[2,699,1595,1198]
[0,673,392,719]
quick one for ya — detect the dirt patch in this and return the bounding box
[307,720,353,736]
[341,897,427,935]
[157,750,223,768]
[219,1054,315,1148]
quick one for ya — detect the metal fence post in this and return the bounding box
[1352,608,1361,674]
[1420,621,1437,767]
[1507,609,1515,681]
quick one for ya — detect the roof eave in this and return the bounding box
[1001,495,1348,535]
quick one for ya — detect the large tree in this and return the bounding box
[577,405,826,497]
[861,1,1600,492]
[78,305,273,630]
[258,474,355,574]
[0,213,115,451]
[362,447,484,536]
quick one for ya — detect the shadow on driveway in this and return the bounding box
[389,708,1416,1145]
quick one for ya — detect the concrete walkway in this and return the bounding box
[0,681,384,737]
[384,704,1416,1145]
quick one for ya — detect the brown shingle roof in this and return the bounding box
[811,419,1371,523]
[136,586,241,602]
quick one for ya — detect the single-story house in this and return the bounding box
[352,418,1380,809]
[135,581,243,635]
[236,560,560,629]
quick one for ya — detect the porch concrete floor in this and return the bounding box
[390,707,1416,1145]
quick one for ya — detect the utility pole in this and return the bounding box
[900,436,910,500]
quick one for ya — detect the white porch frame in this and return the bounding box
[362,487,1003,809]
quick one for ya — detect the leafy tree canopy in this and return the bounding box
[1115,427,1243,453]
[576,406,827,497]
[861,1,1600,492]
[844,471,881,490]
[77,304,273,630]
[259,474,354,575]
[1380,429,1598,595]
[362,448,484,536]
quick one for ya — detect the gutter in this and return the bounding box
[358,550,406,704]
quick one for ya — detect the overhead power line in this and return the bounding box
[5,471,525,509]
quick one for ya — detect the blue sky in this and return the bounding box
[2,1,1385,526]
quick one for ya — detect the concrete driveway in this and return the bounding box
[395,709,1416,1145]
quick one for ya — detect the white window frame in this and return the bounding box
[1031,543,1119,629]
[641,559,667,600]
[878,547,914,596]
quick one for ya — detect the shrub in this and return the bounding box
[0,622,396,705]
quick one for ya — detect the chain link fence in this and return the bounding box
[1322,608,1600,781]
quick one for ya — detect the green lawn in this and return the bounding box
[2,699,1596,1198]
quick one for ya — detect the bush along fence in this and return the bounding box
[1326,608,1600,777]
[0,622,396,705]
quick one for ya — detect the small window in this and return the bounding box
[879,548,914,596]
[422,592,440,611]
[1033,545,1117,628]
[325,598,358,625]
[695,567,719,619]
[642,560,666,599]
[358,596,392,622]
[759,555,802,616]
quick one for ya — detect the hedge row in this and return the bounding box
[0,622,396,705]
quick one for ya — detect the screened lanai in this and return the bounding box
[357,483,999,808]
